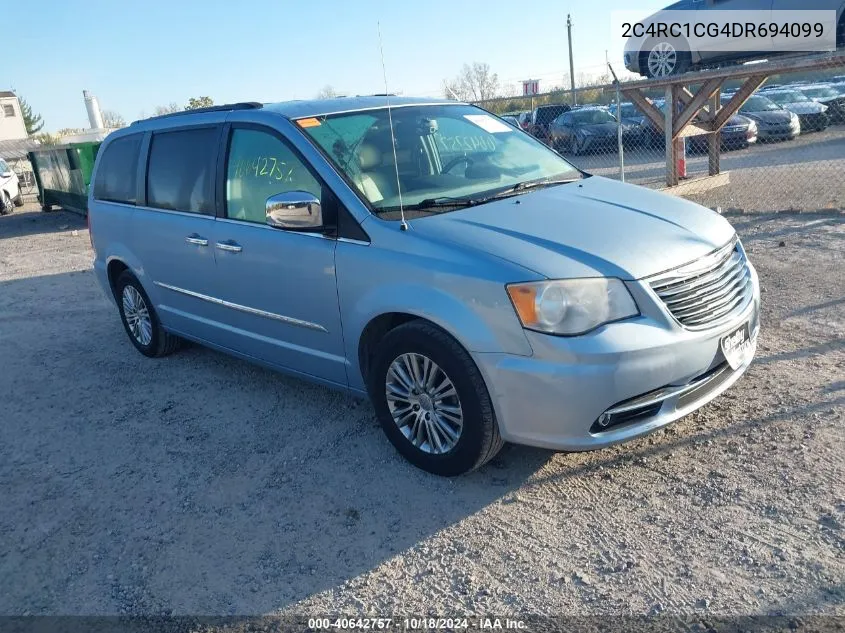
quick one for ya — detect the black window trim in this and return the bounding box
[142,123,223,217]
[217,121,370,243]
[92,131,146,206]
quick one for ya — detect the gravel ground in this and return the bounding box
[0,205,843,618]
[574,125,845,213]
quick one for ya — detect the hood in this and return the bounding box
[723,114,750,128]
[779,101,827,114]
[578,122,618,136]
[744,110,793,124]
[410,176,735,281]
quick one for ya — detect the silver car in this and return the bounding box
[88,97,760,476]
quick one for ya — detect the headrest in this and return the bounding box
[356,144,382,170]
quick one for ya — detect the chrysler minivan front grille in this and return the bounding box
[648,238,753,330]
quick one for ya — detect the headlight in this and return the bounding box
[506,278,639,336]
[577,128,593,136]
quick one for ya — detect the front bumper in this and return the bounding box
[474,264,760,451]
[797,112,829,130]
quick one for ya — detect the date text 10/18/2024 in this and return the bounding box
[308,617,527,630]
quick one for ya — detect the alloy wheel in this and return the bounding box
[122,285,153,346]
[385,353,464,455]
[648,42,677,77]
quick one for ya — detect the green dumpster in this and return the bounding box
[28,141,101,216]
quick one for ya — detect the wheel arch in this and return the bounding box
[347,284,533,391]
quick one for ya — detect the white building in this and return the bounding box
[0,92,28,141]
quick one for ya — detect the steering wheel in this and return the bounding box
[441,156,474,174]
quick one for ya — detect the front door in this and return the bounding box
[210,124,347,386]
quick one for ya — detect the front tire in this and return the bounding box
[368,320,503,476]
[641,40,691,78]
[13,192,23,207]
[1,192,13,215]
[115,271,181,358]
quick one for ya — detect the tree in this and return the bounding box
[186,96,214,110]
[315,85,339,99]
[18,95,44,135]
[443,63,501,103]
[33,132,61,147]
[154,102,182,116]
[102,110,126,128]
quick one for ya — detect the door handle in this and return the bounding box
[215,241,243,253]
[185,234,208,246]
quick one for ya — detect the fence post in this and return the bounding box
[665,86,677,187]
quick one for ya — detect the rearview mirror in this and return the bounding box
[266,191,322,230]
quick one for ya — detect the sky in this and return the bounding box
[6,0,666,132]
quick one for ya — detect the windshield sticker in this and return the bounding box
[436,135,497,153]
[463,114,513,134]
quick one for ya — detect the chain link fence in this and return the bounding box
[477,54,845,214]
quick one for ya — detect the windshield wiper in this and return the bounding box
[380,196,481,213]
[477,176,583,203]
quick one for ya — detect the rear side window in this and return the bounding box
[146,127,218,214]
[93,134,142,204]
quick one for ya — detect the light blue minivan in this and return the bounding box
[89,98,760,476]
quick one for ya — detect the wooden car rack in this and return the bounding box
[616,50,845,187]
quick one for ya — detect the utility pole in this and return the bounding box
[567,14,576,106]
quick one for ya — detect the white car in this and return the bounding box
[0,159,23,215]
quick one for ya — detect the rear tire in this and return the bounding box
[13,192,23,207]
[367,320,503,476]
[115,270,181,358]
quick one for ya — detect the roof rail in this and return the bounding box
[132,102,263,125]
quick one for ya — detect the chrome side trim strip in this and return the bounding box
[153,282,328,333]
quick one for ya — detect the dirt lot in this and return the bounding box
[0,205,843,617]
[574,125,845,213]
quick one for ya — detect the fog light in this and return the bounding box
[597,413,612,428]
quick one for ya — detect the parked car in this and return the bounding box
[624,0,845,78]
[549,107,620,155]
[88,97,760,476]
[640,101,758,151]
[795,83,845,124]
[517,111,532,131]
[721,94,801,141]
[0,159,23,214]
[608,102,649,146]
[760,88,829,131]
[528,104,572,143]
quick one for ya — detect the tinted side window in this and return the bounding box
[93,134,142,204]
[146,127,218,214]
[225,128,321,224]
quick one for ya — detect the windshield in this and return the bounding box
[570,109,616,125]
[799,86,838,99]
[299,104,581,216]
[618,104,638,119]
[735,96,782,112]
[765,90,810,104]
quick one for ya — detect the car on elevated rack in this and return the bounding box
[760,87,830,131]
[88,97,760,476]
[624,0,845,78]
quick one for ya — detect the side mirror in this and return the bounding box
[266,191,322,230]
